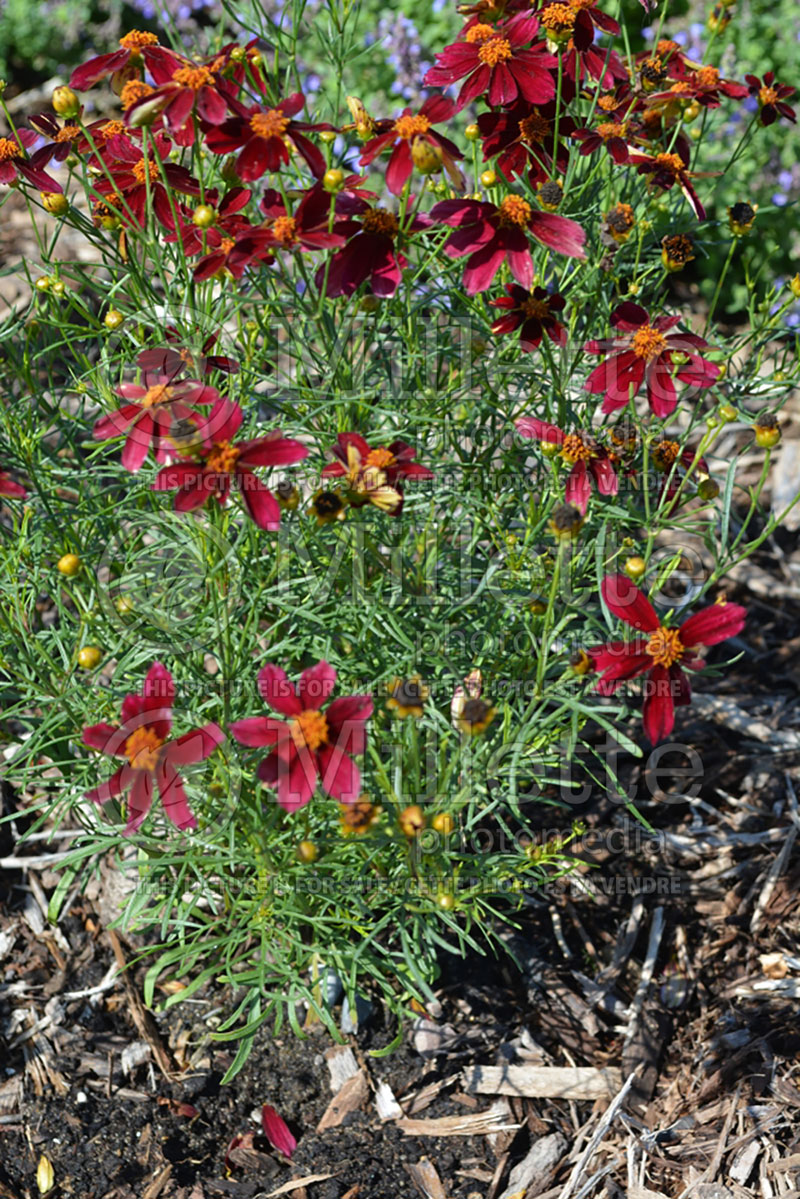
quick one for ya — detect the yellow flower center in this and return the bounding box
[498,195,532,226]
[271,215,298,246]
[541,3,576,31]
[249,109,290,139]
[668,81,693,95]
[597,94,617,111]
[597,121,626,139]
[645,626,684,668]
[651,438,680,470]
[560,433,594,463]
[172,65,215,90]
[632,325,668,361]
[290,709,329,752]
[393,113,431,139]
[695,65,719,88]
[361,208,399,237]
[478,36,513,65]
[759,85,778,106]
[55,125,81,143]
[124,725,164,771]
[119,30,159,50]
[132,157,161,184]
[0,137,22,161]
[365,447,396,470]
[100,120,126,140]
[121,80,154,110]
[519,112,550,143]
[206,440,240,474]
[522,297,550,320]
[465,22,495,42]
[220,236,236,254]
[654,152,685,175]
[141,383,174,408]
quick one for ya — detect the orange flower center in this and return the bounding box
[478,36,513,65]
[393,113,431,139]
[759,85,778,106]
[654,152,685,175]
[172,65,215,90]
[55,125,81,143]
[121,80,154,110]
[365,447,396,469]
[465,22,495,42]
[220,237,236,253]
[561,433,594,463]
[206,440,240,474]
[522,297,550,320]
[632,325,668,361]
[570,0,595,9]
[119,29,159,50]
[652,438,680,470]
[361,208,399,237]
[519,112,550,143]
[656,38,681,55]
[668,81,693,95]
[290,709,329,753]
[695,65,719,88]
[597,121,626,139]
[132,157,161,184]
[597,94,617,111]
[100,120,126,140]
[271,215,298,246]
[646,626,684,669]
[250,109,290,139]
[541,3,576,31]
[124,725,164,771]
[0,137,22,162]
[498,195,532,226]
[141,383,174,407]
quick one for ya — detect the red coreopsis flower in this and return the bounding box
[538,1,626,88]
[229,661,372,811]
[645,64,747,116]
[0,470,26,498]
[124,47,234,142]
[430,195,585,294]
[583,301,720,418]
[321,433,433,515]
[29,113,128,163]
[477,101,574,185]
[153,399,308,529]
[94,132,201,227]
[137,333,240,377]
[628,144,706,219]
[93,370,220,472]
[516,418,617,512]
[315,203,429,298]
[490,284,566,350]
[589,573,746,743]
[70,29,162,91]
[204,93,328,180]
[254,184,350,253]
[168,189,265,280]
[745,72,796,126]
[82,662,224,834]
[424,12,557,111]
[0,128,62,192]
[573,112,631,163]
[359,96,463,194]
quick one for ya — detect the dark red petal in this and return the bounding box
[602,574,660,632]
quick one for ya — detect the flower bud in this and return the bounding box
[465,123,481,140]
[569,648,592,675]
[52,86,80,117]
[480,169,497,188]
[698,477,720,499]
[322,167,345,193]
[296,840,318,863]
[192,203,216,227]
[319,129,337,143]
[432,812,455,835]
[41,192,69,216]
[624,556,647,582]
[728,202,757,237]
[77,645,102,669]
[548,503,584,540]
[399,805,426,838]
[57,552,82,575]
[104,308,124,330]
[411,136,442,175]
[754,413,781,449]
[359,294,380,313]
[35,276,53,292]
[789,274,800,299]
[718,401,737,422]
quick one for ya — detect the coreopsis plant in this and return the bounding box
[0,0,798,1076]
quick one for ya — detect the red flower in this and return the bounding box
[477,101,574,185]
[82,661,224,834]
[538,3,626,88]
[430,195,585,294]
[424,12,557,111]
[167,189,263,280]
[573,113,631,163]
[124,47,233,142]
[316,203,429,298]
[516,418,617,512]
[93,370,220,472]
[490,284,566,350]
[359,96,463,194]
[0,470,26,498]
[745,72,796,126]
[137,333,240,377]
[153,399,308,529]
[589,573,746,743]
[69,29,162,91]
[583,301,719,418]
[628,144,706,219]
[246,184,349,255]
[204,92,328,180]
[229,661,372,812]
[646,64,747,110]
[321,433,433,514]
[94,132,200,228]
[0,128,62,192]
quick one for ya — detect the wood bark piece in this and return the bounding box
[404,1157,448,1199]
[317,1070,369,1131]
[396,1103,521,1138]
[106,928,176,1080]
[462,1065,623,1101]
[497,1132,567,1199]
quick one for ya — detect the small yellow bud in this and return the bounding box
[35,276,53,292]
[697,477,720,499]
[360,294,380,312]
[480,169,497,187]
[296,840,318,863]
[52,85,80,117]
[718,402,737,422]
[77,646,102,669]
[41,191,69,215]
[399,805,426,838]
[411,136,442,174]
[789,274,800,299]
[51,280,66,297]
[465,123,481,140]
[57,553,82,576]
[192,203,216,227]
[437,890,456,910]
[624,556,647,582]
[754,414,781,449]
[432,812,455,836]
[104,308,124,330]
[319,129,337,143]
[322,167,345,193]
[115,594,134,614]
[37,1154,55,1195]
